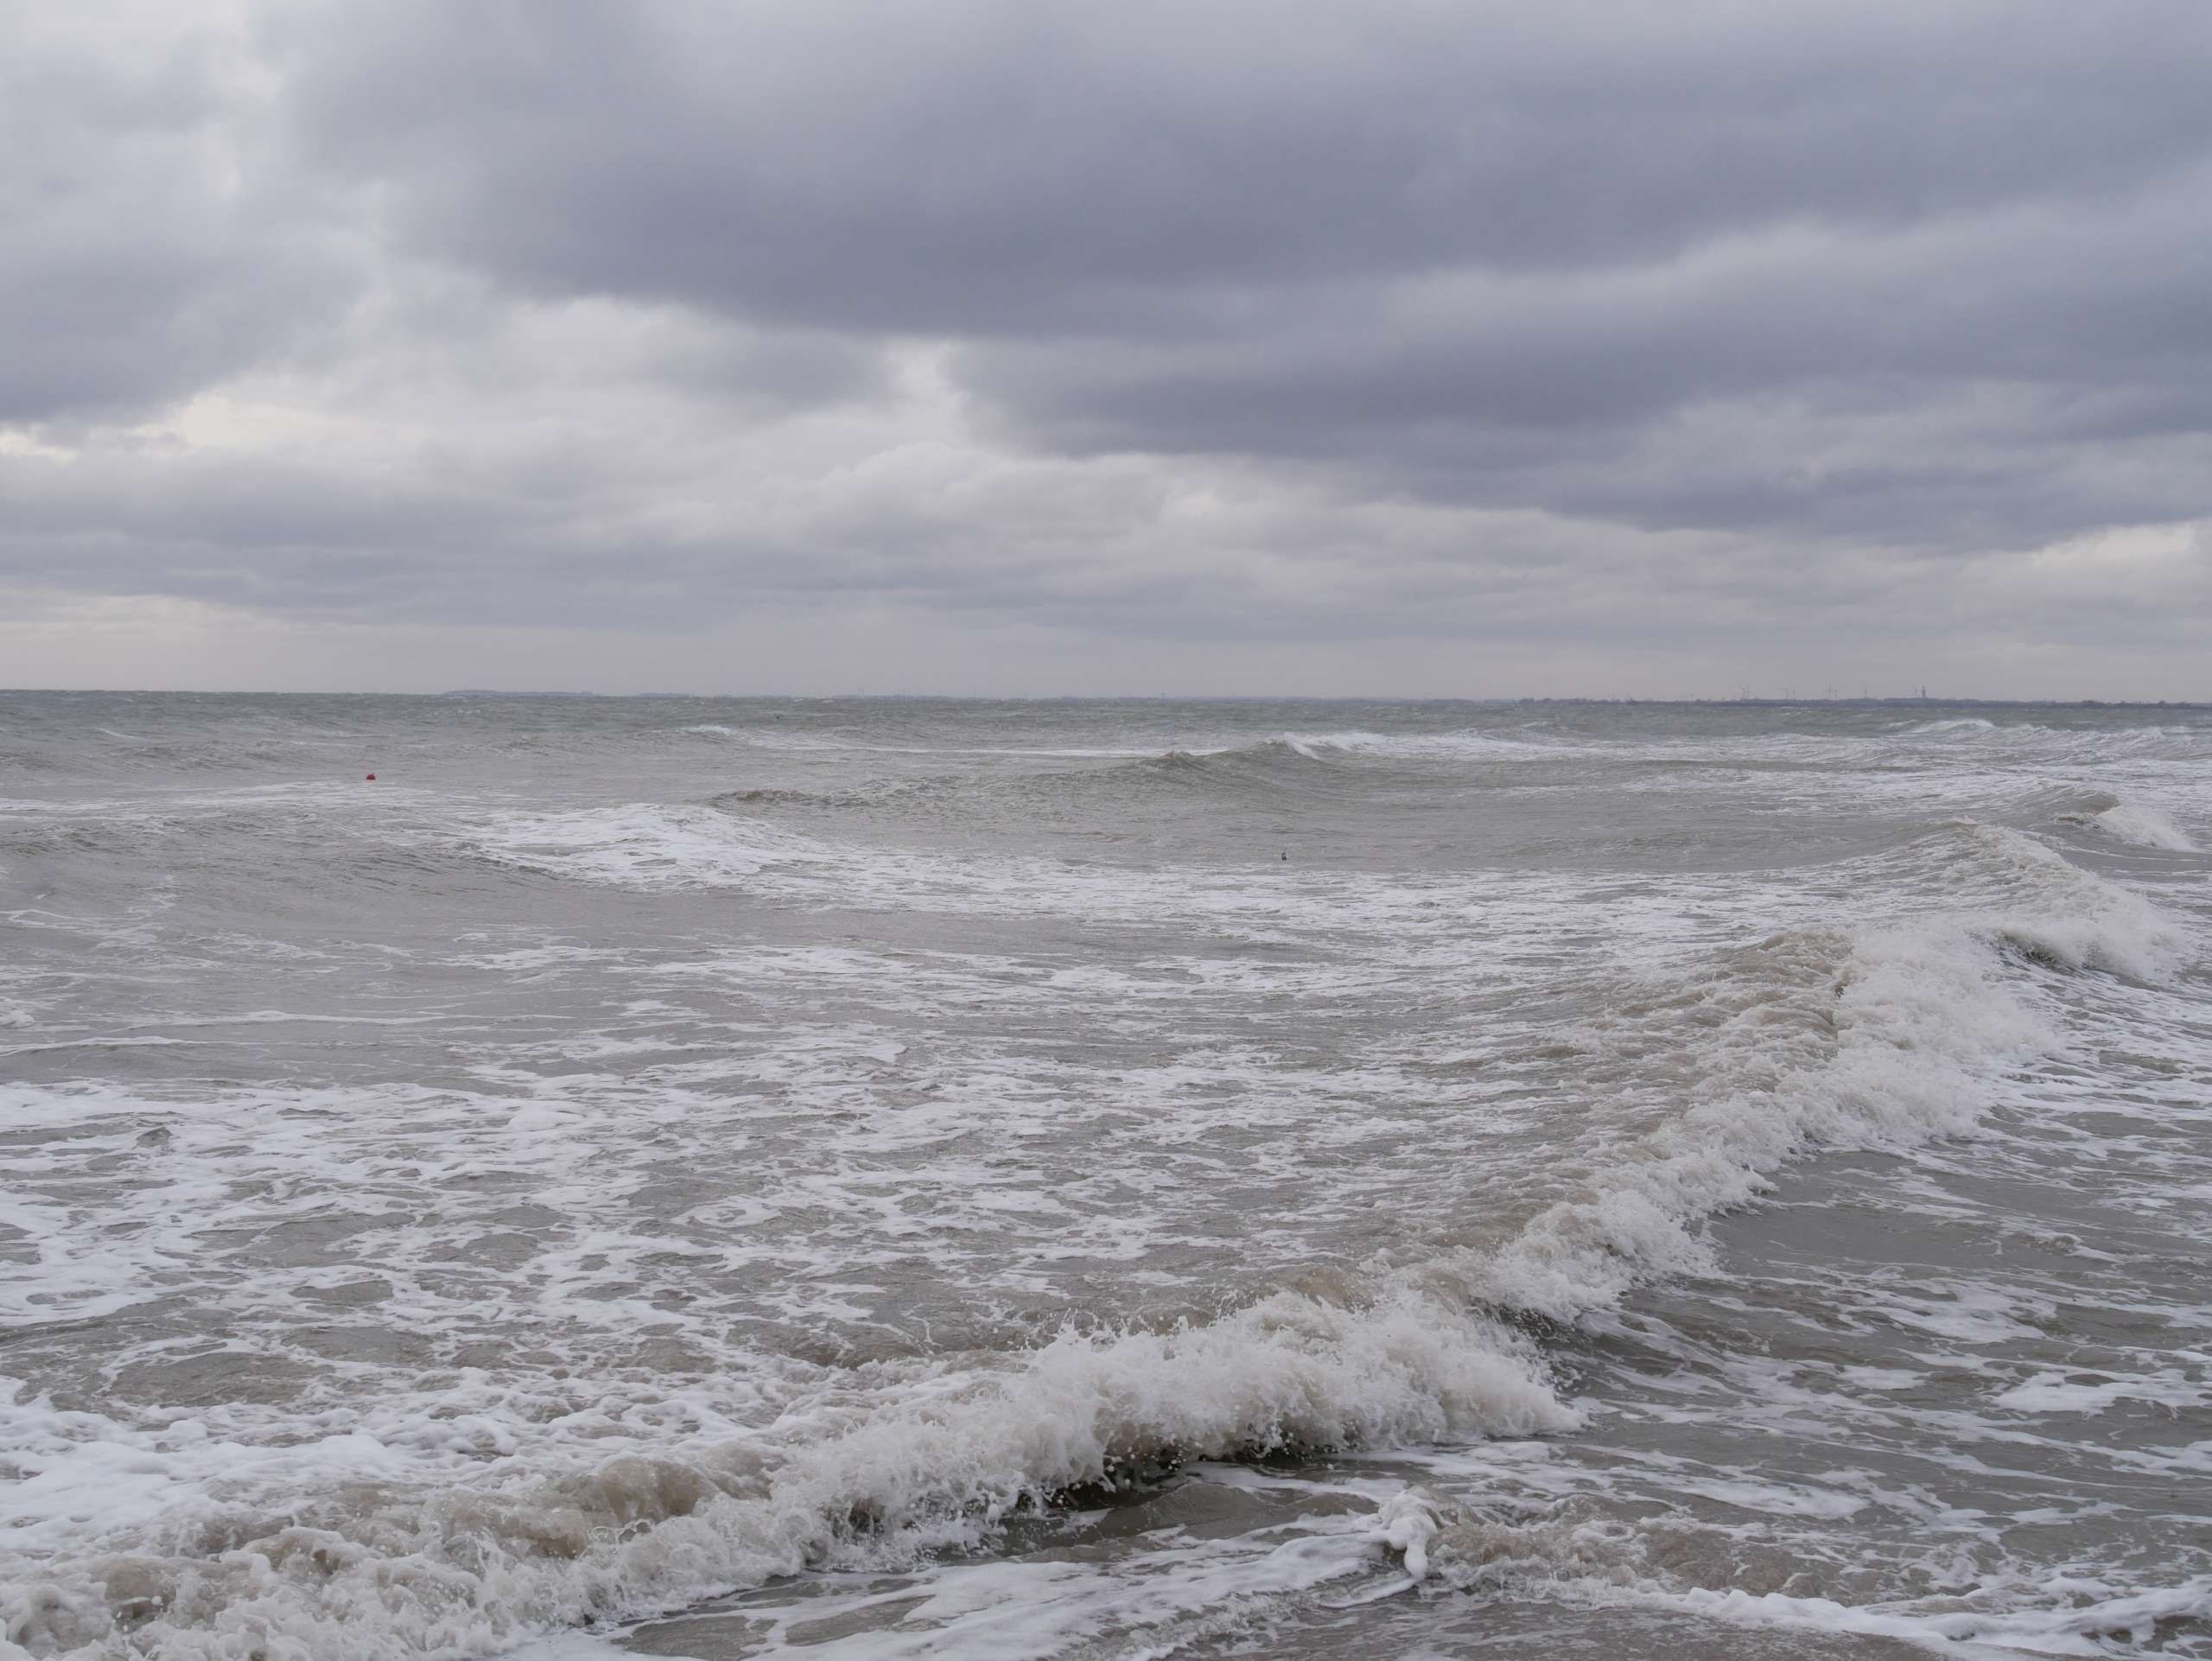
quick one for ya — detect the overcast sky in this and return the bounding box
[4,0,2209,697]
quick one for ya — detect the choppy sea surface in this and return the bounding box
[3,693,2209,1661]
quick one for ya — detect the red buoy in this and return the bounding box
[365,773,377,781]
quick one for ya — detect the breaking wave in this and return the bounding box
[4,1296,1567,1659]
[1907,716,2000,735]
[2058,794,2198,852]
[6,818,2191,1659]
[460,804,833,888]
[1468,824,2182,1319]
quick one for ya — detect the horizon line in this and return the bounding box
[2,688,2206,709]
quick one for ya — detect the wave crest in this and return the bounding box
[7,1295,1569,1658]
[1469,824,2185,1321]
[2058,795,2198,852]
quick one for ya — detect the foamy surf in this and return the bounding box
[1908,716,2000,735]
[10,827,2192,1659]
[1433,824,2187,1322]
[2080,797,2197,851]
[3,693,2207,1661]
[462,803,833,888]
[1375,1485,2212,1657]
[0,1296,1568,1660]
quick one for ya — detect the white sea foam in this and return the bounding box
[1993,1367,2209,1415]
[2086,799,2197,851]
[8,697,2208,1661]
[465,804,830,888]
[10,819,2167,1660]
[0,1295,1568,1660]
[1374,1483,2212,1657]
[1281,729,1589,760]
[1656,1574,2212,1657]
[1471,825,2187,1321]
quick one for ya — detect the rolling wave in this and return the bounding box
[2057,792,2198,851]
[8,818,2192,1660]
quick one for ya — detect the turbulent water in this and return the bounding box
[3,693,2209,1661]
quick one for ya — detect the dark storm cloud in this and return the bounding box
[283,1,2212,324]
[264,0,2212,555]
[3,0,2209,688]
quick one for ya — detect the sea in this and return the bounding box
[2,692,2208,1661]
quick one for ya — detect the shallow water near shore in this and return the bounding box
[3,694,2207,1659]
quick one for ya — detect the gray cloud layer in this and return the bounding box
[3,0,2209,692]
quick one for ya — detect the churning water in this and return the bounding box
[2,693,2208,1660]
